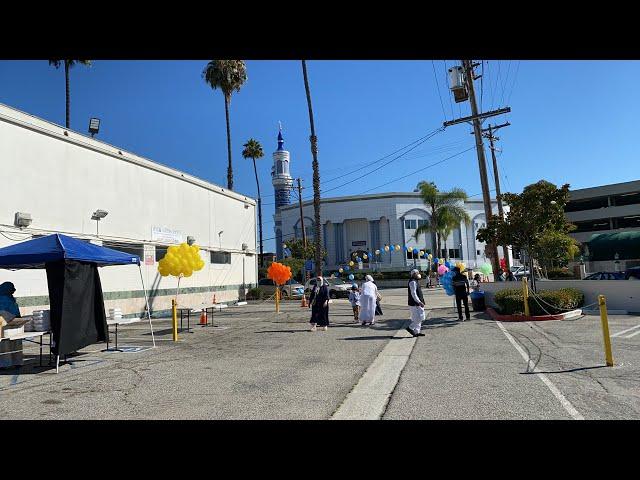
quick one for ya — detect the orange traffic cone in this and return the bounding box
[199,310,207,325]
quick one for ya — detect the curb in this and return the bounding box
[486,307,583,322]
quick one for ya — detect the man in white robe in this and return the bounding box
[406,269,426,337]
[359,275,378,326]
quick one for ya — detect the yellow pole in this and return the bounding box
[522,277,530,316]
[275,288,280,313]
[172,298,178,342]
[598,295,614,367]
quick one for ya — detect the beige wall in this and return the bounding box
[0,103,257,314]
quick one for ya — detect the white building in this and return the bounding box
[275,192,512,271]
[0,103,257,317]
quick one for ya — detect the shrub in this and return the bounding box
[547,268,576,280]
[494,287,584,315]
[246,287,263,300]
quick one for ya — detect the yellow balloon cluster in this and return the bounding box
[158,243,205,278]
[456,262,466,272]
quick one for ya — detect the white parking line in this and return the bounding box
[624,328,640,339]
[611,324,640,338]
[496,321,585,420]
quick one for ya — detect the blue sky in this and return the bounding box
[1,60,638,251]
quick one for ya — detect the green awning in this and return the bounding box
[586,231,640,261]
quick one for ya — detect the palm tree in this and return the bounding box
[242,138,265,267]
[301,60,322,277]
[202,60,248,191]
[48,60,91,129]
[414,181,470,261]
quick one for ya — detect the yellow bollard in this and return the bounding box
[522,277,530,317]
[598,295,614,367]
[172,299,178,342]
[275,288,280,313]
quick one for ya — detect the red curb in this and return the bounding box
[486,307,574,322]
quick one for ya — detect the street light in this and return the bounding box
[88,118,100,138]
[91,209,108,236]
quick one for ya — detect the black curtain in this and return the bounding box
[45,260,108,356]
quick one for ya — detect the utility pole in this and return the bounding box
[482,122,511,270]
[296,178,307,249]
[462,60,501,276]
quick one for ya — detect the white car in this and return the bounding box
[304,278,351,299]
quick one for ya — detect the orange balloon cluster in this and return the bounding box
[267,262,292,286]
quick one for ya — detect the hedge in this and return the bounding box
[494,287,584,315]
[246,287,264,300]
[547,268,576,280]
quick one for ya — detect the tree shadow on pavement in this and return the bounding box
[521,365,608,375]
[341,335,398,341]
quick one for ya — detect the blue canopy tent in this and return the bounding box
[0,233,156,371]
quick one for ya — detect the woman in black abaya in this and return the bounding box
[309,275,330,331]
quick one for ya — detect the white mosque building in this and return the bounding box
[271,129,512,271]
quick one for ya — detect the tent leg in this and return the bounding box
[56,355,60,374]
[139,264,156,348]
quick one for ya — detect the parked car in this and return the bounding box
[510,265,545,280]
[624,267,640,280]
[257,278,305,298]
[583,272,626,280]
[304,277,351,299]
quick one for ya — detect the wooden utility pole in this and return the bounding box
[297,178,307,249]
[462,59,501,276]
[482,122,511,270]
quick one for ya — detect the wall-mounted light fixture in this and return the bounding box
[88,117,100,138]
[91,209,108,236]
[14,212,32,228]
[187,236,196,246]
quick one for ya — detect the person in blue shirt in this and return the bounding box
[0,282,20,318]
[348,285,361,323]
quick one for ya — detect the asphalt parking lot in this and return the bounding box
[2,287,639,420]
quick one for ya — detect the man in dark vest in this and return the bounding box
[406,269,426,337]
[452,267,471,321]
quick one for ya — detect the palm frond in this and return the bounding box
[202,60,247,97]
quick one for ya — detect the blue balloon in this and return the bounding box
[413,248,419,254]
[390,245,395,251]
[348,274,354,280]
[445,261,451,268]
[344,265,350,271]
[403,245,408,251]
[433,258,439,264]
[356,257,361,262]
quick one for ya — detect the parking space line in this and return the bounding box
[496,321,585,420]
[611,324,640,338]
[623,328,640,339]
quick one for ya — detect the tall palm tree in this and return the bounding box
[202,60,247,191]
[301,60,322,277]
[242,138,265,267]
[48,60,91,129]
[414,181,470,261]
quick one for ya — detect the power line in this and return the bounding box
[506,60,521,105]
[358,145,476,194]
[263,126,445,206]
[431,60,448,121]
[500,60,511,106]
[480,60,484,113]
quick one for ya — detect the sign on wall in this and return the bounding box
[151,226,184,244]
[351,241,366,247]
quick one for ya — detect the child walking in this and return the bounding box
[348,285,361,323]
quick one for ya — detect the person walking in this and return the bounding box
[373,279,383,316]
[348,285,361,323]
[406,269,426,337]
[505,269,516,282]
[309,275,330,331]
[359,275,378,326]
[452,267,471,321]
